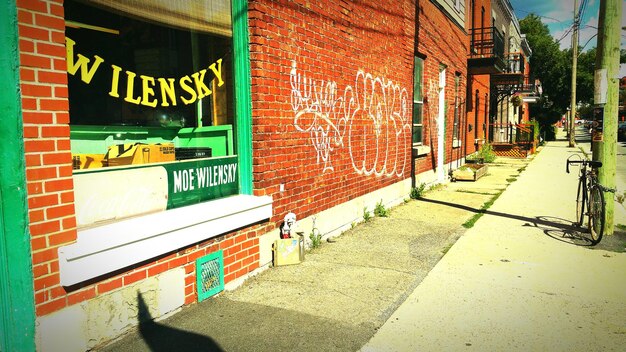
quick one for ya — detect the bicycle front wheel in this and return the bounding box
[575,177,585,226]
[588,184,605,245]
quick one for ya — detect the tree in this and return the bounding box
[575,47,597,104]
[520,14,570,138]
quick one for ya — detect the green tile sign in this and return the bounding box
[166,156,239,209]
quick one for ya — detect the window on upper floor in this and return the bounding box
[412,56,424,146]
[453,73,462,144]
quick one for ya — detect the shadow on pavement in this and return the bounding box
[419,198,625,252]
[137,292,224,352]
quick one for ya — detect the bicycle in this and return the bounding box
[566,155,614,245]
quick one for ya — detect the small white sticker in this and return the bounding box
[594,69,607,104]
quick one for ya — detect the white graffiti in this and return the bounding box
[290,62,410,177]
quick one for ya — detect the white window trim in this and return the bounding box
[58,194,272,286]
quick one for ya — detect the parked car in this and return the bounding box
[618,122,626,141]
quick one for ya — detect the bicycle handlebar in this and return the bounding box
[566,159,602,174]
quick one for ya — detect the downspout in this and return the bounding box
[0,1,36,351]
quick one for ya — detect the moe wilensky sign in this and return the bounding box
[166,156,239,209]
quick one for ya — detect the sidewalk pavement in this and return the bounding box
[361,137,626,351]
[100,135,626,352]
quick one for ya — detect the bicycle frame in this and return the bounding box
[566,155,604,245]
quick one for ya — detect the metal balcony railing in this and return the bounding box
[520,76,542,96]
[469,26,505,62]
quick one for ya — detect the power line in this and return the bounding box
[514,8,563,24]
[579,33,597,54]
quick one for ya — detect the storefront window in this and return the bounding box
[65,0,241,225]
[57,0,269,287]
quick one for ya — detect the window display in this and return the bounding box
[66,0,234,170]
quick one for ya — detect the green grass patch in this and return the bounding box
[441,243,454,255]
[410,183,426,199]
[374,199,389,217]
[363,207,371,222]
[616,224,626,231]
[456,190,496,195]
[462,190,504,229]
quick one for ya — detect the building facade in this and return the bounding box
[1,0,532,350]
[414,0,468,182]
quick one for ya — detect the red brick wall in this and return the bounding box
[18,0,463,318]
[18,0,78,316]
[248,0,416,221]
[414,0,468,173]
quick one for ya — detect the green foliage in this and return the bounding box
[410,183,426,199]
[472,142,496,163]
[576,48,597,104]
[529,119,540,142]
[520,14,569,111]
[374,199,389,217]
[520,13,591,133]
[309,230,322,249]
[363,207,371,222]
[462,190,504,228]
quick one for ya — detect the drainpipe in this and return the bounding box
[0,2,35,351]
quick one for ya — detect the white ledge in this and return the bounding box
[58,194,273,286]
[413,145,431,156]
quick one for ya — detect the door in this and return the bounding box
[437,66,446,181]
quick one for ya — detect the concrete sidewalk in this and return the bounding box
[99,136,626,352]
[361,139,626,351]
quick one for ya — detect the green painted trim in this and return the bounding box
[232,0,253,195]
[0,1,36,351]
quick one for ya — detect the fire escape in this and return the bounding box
[468,27,542,157]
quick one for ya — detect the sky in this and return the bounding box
[509,0,625,52]
[509,0,626,76]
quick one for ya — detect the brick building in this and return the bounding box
[1,0,518,350]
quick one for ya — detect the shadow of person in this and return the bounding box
[137,292,224,352]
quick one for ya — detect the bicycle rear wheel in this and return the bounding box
[588,184,605,245]
[575,178,585,226]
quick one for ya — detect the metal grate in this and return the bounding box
[196,250,224,302]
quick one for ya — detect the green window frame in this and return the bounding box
[412,56,424,146]
[453,73,461,142]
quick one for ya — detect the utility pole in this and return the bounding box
[568,0,579,148]
[592,0,622,236]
